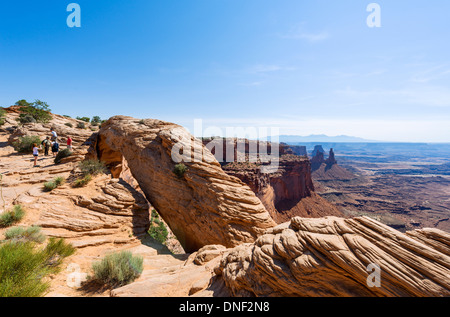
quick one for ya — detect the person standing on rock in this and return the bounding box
[50,128,58,142]
[41,136,51,156]
[51,141,59,157]
[67,136,73,151]
[32,143,40,167]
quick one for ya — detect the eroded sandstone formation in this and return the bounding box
[214,216,450,297]
[92,116,276,252]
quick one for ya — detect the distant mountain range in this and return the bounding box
[275,134,376,143]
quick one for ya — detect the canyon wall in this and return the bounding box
[203,137,343,223]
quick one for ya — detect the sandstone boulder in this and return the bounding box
[215,216,450,297]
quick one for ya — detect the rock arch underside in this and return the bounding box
[93,116,450,297]
[92,116,276,253]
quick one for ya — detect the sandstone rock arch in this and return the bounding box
[92,116,276,252]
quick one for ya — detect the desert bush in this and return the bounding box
[0,242,52,297]
[12,135,41,154]
[73,174,92,188]
[54,148,72,164]
[76,122,85,129]
[72,160,106,188]
[17,114,37,124]
[0,238,75,297]
[0,107,6,126]
[92,251,143,287]
[43,238,76,267]
[65,122,73,128]
[173,163,188,179]
[91,116,101,124]
[4,226,46,244]
[148,218,168,244]
[79,160,107,176]
[43,176,65,192]
[0,205,25,228]
[16,99,52,123]
[76,116,90,123]
[43,181,57,192]
[54,177,65,186]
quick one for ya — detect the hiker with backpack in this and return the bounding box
[41,136,51,156]
[51,141,60,157]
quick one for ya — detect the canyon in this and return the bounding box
[0,107,449,297]
[305,142,450,232]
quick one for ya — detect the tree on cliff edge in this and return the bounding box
[16,99,52,124]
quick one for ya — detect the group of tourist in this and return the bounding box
[32,128,73,167]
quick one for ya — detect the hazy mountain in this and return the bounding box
[276,134,376,143]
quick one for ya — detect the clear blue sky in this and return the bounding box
[1,0,450,142]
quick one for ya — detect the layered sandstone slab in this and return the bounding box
[93,116,276,252]
[3,106,96,147]
[215,216,450,297]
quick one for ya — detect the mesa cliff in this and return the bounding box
[221,155,343,223]
[201,138,343,223]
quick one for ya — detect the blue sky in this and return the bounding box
[1,1,450,142]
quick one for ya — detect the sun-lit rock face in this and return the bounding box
[93,116,276,252]
[215,216,450,297]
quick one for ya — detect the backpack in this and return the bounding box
[52,142,59,152]
[42,139,50,148]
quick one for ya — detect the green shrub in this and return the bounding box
[54,148,72,164]
[54,177,65,186]
[92,251,143,287]
[76,122,85,129]
[4,226,46,244]
[0,242,52,297]
[91,116,101,124]
[76,117,90,123]
[17,114,37,124]
[43,238,76,267]
[43,177,65,192]
[79,160,107,176]
[173,163,188,179]
[16,99,52,123]
[12,135,41,154]
[148,219,168,244]
[72,160,106,188]
[43,181,57,192]
[0,107,6,126]
[0,205,25,228]
[73,174,92,188]
[65,122,73,128]
[0,238,75,297]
